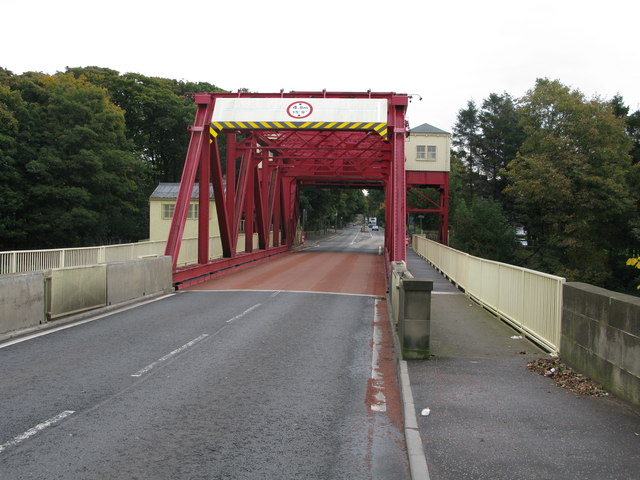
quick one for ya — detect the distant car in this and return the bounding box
[371,224,379,231]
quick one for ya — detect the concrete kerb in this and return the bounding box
[387,292,431,480]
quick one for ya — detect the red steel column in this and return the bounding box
[226,133,237,254]
[210,137,232,258]
[388,95,408,262]
[244,155,255,253]
[198,129,210,264]
[165,95,215,270]
[441,173,449,245]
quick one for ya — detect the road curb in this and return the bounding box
[399,360,431,480]
[386,297,430,480]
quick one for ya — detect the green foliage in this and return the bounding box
[0,78,27,245]
[450,197,517,262]
[366,188,385,226]
[0,69,153,249]
[450,80,639,293]
[452,94,524,205]
[0,65,227,250]
[66,67,224,182]
[299,187,368,231]
[502,79,635,285]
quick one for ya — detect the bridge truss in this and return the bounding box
[165,91,409,284]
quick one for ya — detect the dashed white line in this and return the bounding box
[226,304,262,323]
[0,410,75,454]
[131,334,209,377]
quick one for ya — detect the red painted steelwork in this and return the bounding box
[165,91,410,284]
[406,171,449,245]
[166,98,215,266]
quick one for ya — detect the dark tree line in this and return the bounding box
[299,187,370,232]
[0,66,222,249]
[450,78,640,294]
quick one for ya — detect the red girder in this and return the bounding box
[406,171,450,244]
[165,91,410,284]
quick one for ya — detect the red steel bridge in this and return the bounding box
[164,91,448,285]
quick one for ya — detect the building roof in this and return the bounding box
[150,183,214,199]
[410,123,450,135]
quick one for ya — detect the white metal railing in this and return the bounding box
[412,235,565,354]
[0,234,263,276]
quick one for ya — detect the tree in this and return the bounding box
[66,67,224,182]
[0,70,152,249]
[0,71,28,246]
[627,110,640,165]
[477,93,525,201]
[452,100,480,203]
[299,187,367,231]
[502,79,635,285]
[450,197,517,262]
[452,94,525,206]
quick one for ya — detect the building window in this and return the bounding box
[162,203,198,220]
[188,204,199,220]
[416,145,437,161]
[162,203,175,219]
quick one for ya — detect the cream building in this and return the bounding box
[149,183,219,241]
[405,123,451,172]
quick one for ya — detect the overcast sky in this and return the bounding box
[2,0,638,132]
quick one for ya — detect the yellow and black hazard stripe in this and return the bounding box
[209,121,388,140]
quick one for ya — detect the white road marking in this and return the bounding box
[269,291,281,299]
[0,294,175,349]
[226,304,261,323]
[188,289,378,298]
[0,410,75,453]
[371,300,387,412]
[131,334,209,377]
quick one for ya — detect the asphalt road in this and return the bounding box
[0,227,408,479]
[305,225,383,254]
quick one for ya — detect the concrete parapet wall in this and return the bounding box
[0,272,45,334]
[106,256,173,305]
[0,257,173,338]
[561,282,640,407]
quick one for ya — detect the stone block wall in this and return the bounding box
[561,282,640,407]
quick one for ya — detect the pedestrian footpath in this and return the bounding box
[404,248,640,480]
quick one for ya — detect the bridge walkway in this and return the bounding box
[405,249,640,479]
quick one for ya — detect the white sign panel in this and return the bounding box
[212,98,388,123]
